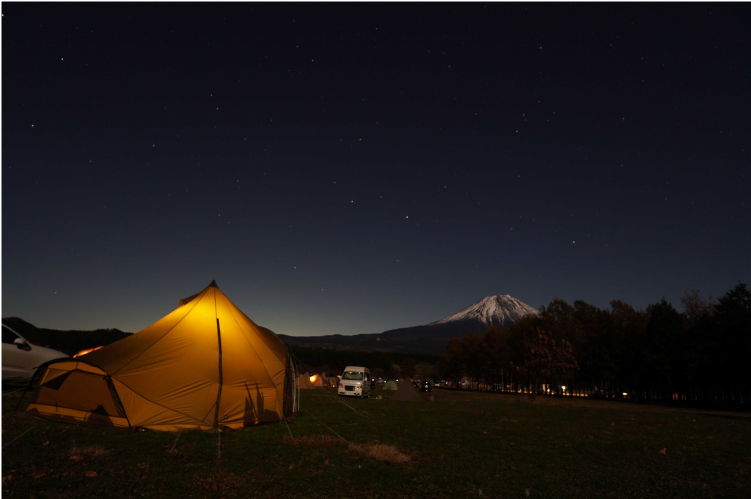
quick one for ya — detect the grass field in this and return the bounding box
[3,387,750,498]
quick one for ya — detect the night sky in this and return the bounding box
[2,3,749,337]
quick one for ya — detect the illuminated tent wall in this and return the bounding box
[27,281,299,431]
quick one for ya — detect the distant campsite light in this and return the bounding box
[310,375,317,383]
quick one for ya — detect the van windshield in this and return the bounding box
[342,371,363,380]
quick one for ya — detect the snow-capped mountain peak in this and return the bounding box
[428,295,539,327]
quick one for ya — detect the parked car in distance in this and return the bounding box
[2,323,69,384]
[419,381,432,392]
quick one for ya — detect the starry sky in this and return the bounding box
[2,3,749,337]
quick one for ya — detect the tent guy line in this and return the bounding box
[2,419,43,450]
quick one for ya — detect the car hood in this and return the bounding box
[31,345,70,364]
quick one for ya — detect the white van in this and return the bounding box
[337,366,371,398]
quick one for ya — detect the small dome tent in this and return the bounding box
[383,380,399,391]
[297,373,325,389]
[26,281,299,431]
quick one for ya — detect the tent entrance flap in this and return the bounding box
[28,362,129,429]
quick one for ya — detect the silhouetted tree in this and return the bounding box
[681,290,716,324]
[715,283,751,403]
[436,338,465,385]
[481,326,512,390]
[638,299,683,401]
[436,282,749,408]
[511,328,578,399]
[415,362,435,381]
[400,357,417,379]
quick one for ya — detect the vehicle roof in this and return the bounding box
[342,366,368,371]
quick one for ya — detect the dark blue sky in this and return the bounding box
[2,3,749,336]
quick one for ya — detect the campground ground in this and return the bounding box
[2,387,750,498]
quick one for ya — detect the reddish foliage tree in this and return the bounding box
[512,328,579,399]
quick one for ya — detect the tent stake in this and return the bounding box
[170,432,181,452]
[283,417,294,439]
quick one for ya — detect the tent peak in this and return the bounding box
[178,281,219,307]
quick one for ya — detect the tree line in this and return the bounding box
[435,283,751,409]
[290,346,438,380]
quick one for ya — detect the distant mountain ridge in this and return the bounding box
[280,294,540,355]
[4,294,539,356]
[1,317,131,356]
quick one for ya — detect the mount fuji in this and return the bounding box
[428,295,540,328]
[279,295,539,355]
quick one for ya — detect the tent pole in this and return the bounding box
[214,318,223,429]
[13,381,33,412]
[14,367,44,412]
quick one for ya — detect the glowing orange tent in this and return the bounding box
[27,281,299,431]
[297,373,325,389]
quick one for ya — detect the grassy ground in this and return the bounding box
[2,387,750,498]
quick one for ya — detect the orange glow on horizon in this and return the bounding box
[73,346,103,358]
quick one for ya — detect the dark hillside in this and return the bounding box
[280,321,506,355]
